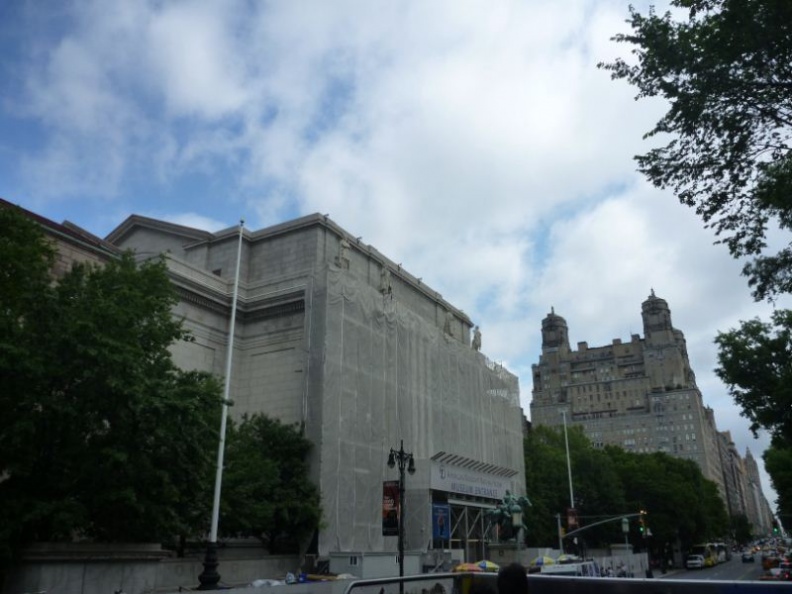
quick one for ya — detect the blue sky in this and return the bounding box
[1,0,786,510]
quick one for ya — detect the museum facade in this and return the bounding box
[106,213,527,569]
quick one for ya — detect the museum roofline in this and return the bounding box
[105,212,474,326]
[1,197,119,258]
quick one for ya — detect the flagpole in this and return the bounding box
[198,219,244,590]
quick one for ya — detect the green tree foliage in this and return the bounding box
[600,0,792,301]
[220,414,322,554]
[523,424,729,552]
[0,206,55,322]
[761,441,792,526]
[0,206,222,562]
[604,447,729,551]
[730,513,753,545]
[524,426,625,548]
[715,310,792,522]
[715,310,792,446]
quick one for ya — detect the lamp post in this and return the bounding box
[560,410,575,509]
[387,440,415,593]
[198,220,244,590]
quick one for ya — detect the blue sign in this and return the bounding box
[432,503,451,540]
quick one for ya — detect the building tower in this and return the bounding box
[531,291,728,501]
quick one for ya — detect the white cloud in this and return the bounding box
[157,212,230,233]
[146,0,250,119]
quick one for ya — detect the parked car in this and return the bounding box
[778,560,792,581]
[762,552,781,571]
[686,554,705,570]
[742,550,756,563]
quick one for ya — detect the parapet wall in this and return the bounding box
[2,544,298,594]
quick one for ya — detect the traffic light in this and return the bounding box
[639,510,647,537]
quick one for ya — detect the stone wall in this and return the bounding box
[2,544,298,594]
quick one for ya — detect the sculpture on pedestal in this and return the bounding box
[486,490,531,542]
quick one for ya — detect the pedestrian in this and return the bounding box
[496,562,528,594]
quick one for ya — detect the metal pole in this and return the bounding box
[198,220,244,590]
[622,517,629,548]
[398,442,405,587]
[388,440,414,594]
[557,513,563,552]
[561,410,575,508]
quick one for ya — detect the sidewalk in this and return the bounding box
[653,566,684,579]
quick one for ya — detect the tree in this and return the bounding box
[715,310,792,447]
[523,425,730,552]
[220,414,322,553]
[730,513,753,545]
[604,447,729,551]
[715,307,792,524]
[763,442,792,524]
[0,206,223,562]
[523,426,626,549]
[600,0,792,301]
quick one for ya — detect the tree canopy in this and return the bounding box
[763,445,792,526]
[600,0,792,301]
[220,414,322,554]
[715,311,792,521]
[524,426,729,554]
[0,205,222,562]
[715,309,792,446]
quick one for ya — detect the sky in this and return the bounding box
[0,0,785,515]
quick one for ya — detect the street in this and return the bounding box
[664,557,768,582]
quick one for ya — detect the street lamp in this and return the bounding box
[560,410,575,509]
[387,440,415,592]
[198,220,244,590]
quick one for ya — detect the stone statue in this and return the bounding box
[472,326,481,351]
[336,236,351,269]
[485,490,532,541]
[444,310,453,335]
[379,266,392,296]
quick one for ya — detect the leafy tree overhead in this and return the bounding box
[0,205,222,562]
[0,205,55,323]
[600,0,792,301]
[762,444,792,525]
[715,310,792,522]
[604,0,792,527]
[220,414,322,554]
[715,310,792,446]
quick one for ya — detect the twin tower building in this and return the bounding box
[531,291,773,535]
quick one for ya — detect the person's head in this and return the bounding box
[496,562,528,594]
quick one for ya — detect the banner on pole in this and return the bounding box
[432,503,451,540]
[382,481,399,536]
[567,507,578,530]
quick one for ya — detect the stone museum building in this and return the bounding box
[105,213,527,571]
